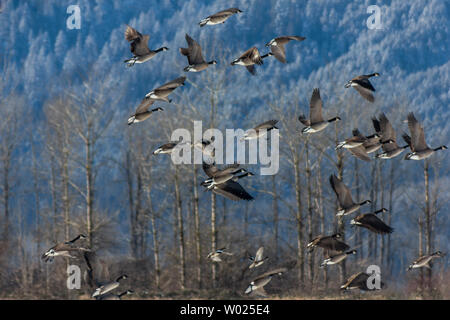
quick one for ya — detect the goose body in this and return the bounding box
[403,112,447,160]
[329,174,371,216]
[245,268,287,295]
[242,120,278,140]
[307,233,350,252]
[124,26,168,67]
[180,34,217,72]
[128,97,163,125]
[299,88,340,133]
[92,275,128,298]
[408,251,444,270]
[199,8,242,26]
[41,234,88,263]
[144,76,186,102]
[266,36,305,63]
[320,250,356,267]
[231,47,273,75]
[336,129,376,150]
[350,208,393,234]
[344,73,379,102]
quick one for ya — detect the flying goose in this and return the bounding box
[245,268,287,295]
[199,8,242,27]
[201,162,254,201]
[207,248,233,262]
[201,163,252,189]
[350,208,393,234]
[92,274,128,298]
[307,233,350,253]
[231,47,273,75]
[299,88,340,133]
[124,25,168,67]
[320,250,357,268]
[242,120,279,140]
[336,129,379,150]
[41,234,89,263]
[248,247,268,269]
[344,73,380,102]
[153,142,180,155]
[128,98,163,125]
[375,113,409,159]
[144,76,186,102]
[407,251,444,271]
[180,34,217,72]
[340,271,384,291]
[403,112,447,160]
[329,174,371,216]
[265,36,306,63]
[97,289,134,300]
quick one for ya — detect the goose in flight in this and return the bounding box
[199,8,242,27]
[231,47,273,75]
[307,233,350,253]
[320,250,357,268]
[299,88,340,133]
[244,268,287,295]
[128,98,163,125]
[265,36,306,63]
[341,271,384,291]
[350,208,394,234]
[403,112,447,160]
[344,73,380,103]
[248,247,268,269]
[180,34,217,72]
[242,120,279,140]
[144,76,186,102]
[329,174,371,216]
[124,25,168,67]
[41,234,89,263]
[207,248,233,262]
[407,251,444,271]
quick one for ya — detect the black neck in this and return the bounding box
[328,117,340,122]
[155,47,167,53]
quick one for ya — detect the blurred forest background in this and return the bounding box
[0,0,448,299]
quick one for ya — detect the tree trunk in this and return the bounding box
[193,165,202,289]
[293,156,304,288]
[174,167,186,290]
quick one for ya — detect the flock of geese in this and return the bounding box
[40,7,447,298]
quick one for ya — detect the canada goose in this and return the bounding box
[180,34,217,72]
[375,113,409,159]
[320,250,357,268]
[307,233,350,253]
[245,268,287,295]
[199,8,242,27]
[144,76,186,102]
[350,208,393,234]
[407,251,444,271]
[201,163,251,189]
[97,290,134,300]
[265,36,306,63]
[340,271,384,291]
[403,112,447,160]
[299,88,340,133]
[336,129,378,150]
[92,274,128,298]
[248,247,268,269]
[201,162,254,201]
[329,174,371,216]
[231,47,273,75]
[207,248,233,262]
[153,142,179,155]
[242,120,279,140]
[41,234,89,263]
[124,25,168,67]
[344,73,380,102]
[128,98,163,125]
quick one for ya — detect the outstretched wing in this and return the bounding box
[407,112,429,151]
[214,180,253,201]
[329,174,354,208]
[180,34,205,65]
[125,25,150,56]
[309,88,324,123]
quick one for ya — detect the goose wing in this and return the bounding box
[241,47,263,65]
[407,112,429,152]
[309,88,324,123]
[320,237,350,252]
[180,34,205,65]
[270,36,305,63]
[255,247,264,261]
[329,174,354,208]
[246,65,256,75]
[209,7,241,19]
[379,113,400,152]
[214,180,253,201]
[353,83,375,102]
[216,164,241,176]
[125,25,150,56]
[342,272,368,289]
[348,145,371,162]
[135,98,155,114]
